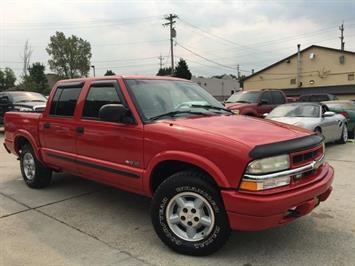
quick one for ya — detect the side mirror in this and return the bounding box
[99,104,132,124]
[323,111,335,117]
[259,99,269,105]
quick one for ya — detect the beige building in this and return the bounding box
[244,45,355,100]
[192,75,240,101]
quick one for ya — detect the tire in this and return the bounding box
[151,171,231,256]
[338,124,348,144]
[20,144,52,188]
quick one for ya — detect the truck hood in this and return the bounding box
[161,115,311,149]
[267,117,319,130]
[224,102,257,109]
[13,102,46,112]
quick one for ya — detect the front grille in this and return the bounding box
[291,145,323,167]
[33,106,45,112]
[293,150,318,164]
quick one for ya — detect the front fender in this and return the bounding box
[143,150,230,196]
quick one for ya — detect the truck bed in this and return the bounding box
[4,111,42,155]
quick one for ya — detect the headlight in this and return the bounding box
[246,154,290,174]
[240,154,291,191]
[231,109,240,115]
[18,107,33,112]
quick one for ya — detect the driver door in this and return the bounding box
[320,105,338,141]
[75,80,144,192]
[257,91,273,117]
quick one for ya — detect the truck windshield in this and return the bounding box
[225,91,261,103]
[125,79,230,121]
[268,104,320,118]
[10,92,47,103]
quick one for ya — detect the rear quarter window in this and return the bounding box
[50,87,82,117]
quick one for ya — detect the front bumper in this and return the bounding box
[222,162,334,231]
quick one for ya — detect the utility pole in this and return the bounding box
[296,44,301,87]
[339,22,345,51]
[158,54,164,70]
[163,14,178,75]
[91,65,96,77]
[237,64,240,80]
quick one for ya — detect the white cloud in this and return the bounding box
[1,0,354,80]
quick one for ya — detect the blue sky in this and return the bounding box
[1,0,355,79]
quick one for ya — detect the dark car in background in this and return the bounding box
[0,91,47,124]
[298,93,338,102]
[224,89,287,117]
[323,100,355,138]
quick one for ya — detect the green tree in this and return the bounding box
[46,31,92,78]
[157,67,173,76]
[104,69,116,76]
[238,74,247,88]
[0,67,16,91]
[20,63,50,94]
[174,59,192,80]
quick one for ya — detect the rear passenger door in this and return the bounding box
[39,83,83,174]
[75,80,144,192]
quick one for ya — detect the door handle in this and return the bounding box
[43,122,50,129]
[76,126,84,134]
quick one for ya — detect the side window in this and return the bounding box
[49,87,82,117]
[260,92,272,104]
[82,85,120,119]
[272,91,285,104]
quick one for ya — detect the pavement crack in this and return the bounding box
[35,208,155,266]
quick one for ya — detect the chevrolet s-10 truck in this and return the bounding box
[3,76,333,256]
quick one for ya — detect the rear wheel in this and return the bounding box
[20,144,52,188]
[338,124,348,144]
[151,171,231,256]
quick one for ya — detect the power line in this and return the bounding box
[178,17,259,52]
[176,43,237,71]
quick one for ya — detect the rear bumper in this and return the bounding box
[222,163,334,231]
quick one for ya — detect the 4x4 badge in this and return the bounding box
[124,160,140,167]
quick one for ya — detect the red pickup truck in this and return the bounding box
[225,89,287,117]
[3,76,333,256]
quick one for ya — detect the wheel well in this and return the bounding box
[15,136,30,154]
[150,160,218,193]
[314,126,322,133]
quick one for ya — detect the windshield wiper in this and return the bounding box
[190,104,233,113]
[149,110,208,121]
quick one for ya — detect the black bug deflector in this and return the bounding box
[249,134,324,159]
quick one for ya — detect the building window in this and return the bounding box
[290,78,296,85]
[348,73,354,81]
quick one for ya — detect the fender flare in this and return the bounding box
[13,130,44,163]
[144,150,230,195]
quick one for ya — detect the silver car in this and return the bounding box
[266,102,348,144]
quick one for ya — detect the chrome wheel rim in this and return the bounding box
[23,152,36,180]
[166,192,215,242]
[343,126,348,142]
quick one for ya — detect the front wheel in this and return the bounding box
[151,171,231,256]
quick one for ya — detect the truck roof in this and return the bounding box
[56,75,191,86]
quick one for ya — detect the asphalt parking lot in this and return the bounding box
[1,130,355,266]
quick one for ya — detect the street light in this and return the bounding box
[91,65,96,77]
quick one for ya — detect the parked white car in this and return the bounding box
[266,102,348,144]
